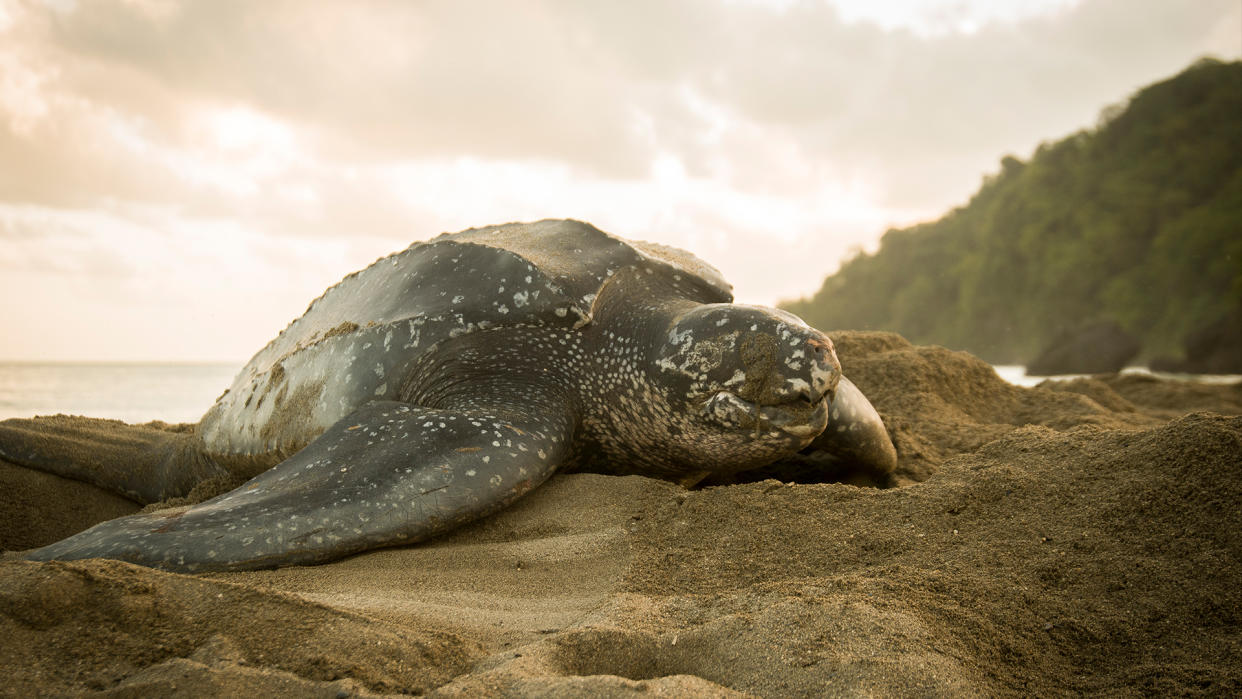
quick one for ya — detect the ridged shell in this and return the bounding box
[199,220,731,457]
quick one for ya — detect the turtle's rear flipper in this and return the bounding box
[0,415,223,503]
[26,400,574,572]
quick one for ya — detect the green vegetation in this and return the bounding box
[783,58,1242,364]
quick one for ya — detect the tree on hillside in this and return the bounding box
[784,58,1242,365]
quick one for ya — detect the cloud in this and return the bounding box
[8,0,1235,214]
[39,0,653,170]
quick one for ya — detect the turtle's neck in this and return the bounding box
[564,265,730,477]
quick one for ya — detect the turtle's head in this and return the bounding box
[654,303,841,471]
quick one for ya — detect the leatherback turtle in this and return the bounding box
[2,220,896,572]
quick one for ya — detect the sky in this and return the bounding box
[0,0,1238,362]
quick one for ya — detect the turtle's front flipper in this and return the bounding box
[0,415,224,503]
[805,376,898,486]
[26,401,574,572]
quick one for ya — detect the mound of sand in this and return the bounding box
[2,331,1239,696]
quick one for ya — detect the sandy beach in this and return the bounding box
[2,331,1239,696]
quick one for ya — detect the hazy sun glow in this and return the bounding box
[205,106,293,152]
[825,0,1082,35]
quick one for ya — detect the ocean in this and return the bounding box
[0,362,1235,425]
[0,362,242,425]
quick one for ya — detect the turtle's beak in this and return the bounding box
[808,375,897,485]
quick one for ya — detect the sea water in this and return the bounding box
[1,362,1236,426]
[0,362,242,424]
[993,364,1242,388]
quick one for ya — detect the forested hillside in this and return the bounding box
[783,58,1242,364]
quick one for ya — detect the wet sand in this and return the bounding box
[2,331,1239,696]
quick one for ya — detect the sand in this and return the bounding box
[2,331,1239,696]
